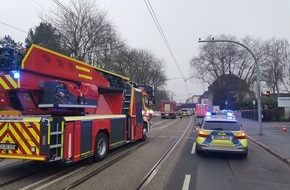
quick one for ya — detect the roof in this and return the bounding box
[208,74,249,92]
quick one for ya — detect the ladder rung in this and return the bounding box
[51,131,63,135]
[50,144,63,149]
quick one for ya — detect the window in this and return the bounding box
[203,121,240,131]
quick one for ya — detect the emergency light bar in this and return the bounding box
[12,71,20,79]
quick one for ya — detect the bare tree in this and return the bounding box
[44,0,168,102]
[262,39,290,94]
[46,0,120,66]
[112,48,167,88]
[190,34,264,101]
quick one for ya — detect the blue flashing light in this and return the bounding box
[12,71,20,79]
[226,111,235,119]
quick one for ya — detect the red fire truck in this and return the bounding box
[160,100,177,119]
[195,104,209,118]
[0,44,154,163]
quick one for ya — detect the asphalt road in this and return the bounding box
[153,116,290,190]
[1,116,290,190]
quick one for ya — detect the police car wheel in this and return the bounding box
[240,152,248,158]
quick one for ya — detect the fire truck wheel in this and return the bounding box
[93,132,108,162]
[142,123,148,141]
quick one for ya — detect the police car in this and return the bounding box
[195,111,248,157]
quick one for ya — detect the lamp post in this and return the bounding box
[198,38,263,135]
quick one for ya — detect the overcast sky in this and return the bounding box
[1,0,290,102]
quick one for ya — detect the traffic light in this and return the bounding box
[266,91,270,97]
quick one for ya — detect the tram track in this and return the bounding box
[0,117,194,190]
[61,117,194,190]
[0,162,58,188]
[62,141,148,190]
[0,160,24,170]
[137,117,194,189]
[59,118,183,189]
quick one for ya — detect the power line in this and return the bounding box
[143,0,186,82]
[32,0,46,11]
[0,20,27,34]
[52,0,74,16]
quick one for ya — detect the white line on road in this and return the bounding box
[191,142,196,154]
[20,167,85,190]
[182,174,191,190]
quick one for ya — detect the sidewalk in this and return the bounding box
[236,116,290,164]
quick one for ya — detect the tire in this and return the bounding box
[142,123,148,141]
[196,148,201,154]
[93,132,108,162]
[240,151,248,158]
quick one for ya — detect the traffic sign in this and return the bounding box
[278,97,290,107]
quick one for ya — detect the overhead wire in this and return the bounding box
[0,20,27,34]
[0,0,64,37]
[32,0,46,11]
[143,0,190,100]
[52,0,72,15]
[143,0,186,82]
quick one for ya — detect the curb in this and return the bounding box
[247,135,290,165]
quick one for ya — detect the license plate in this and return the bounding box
[0,143,18,150]
[214,135,231,140]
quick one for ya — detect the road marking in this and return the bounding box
[191,142,196,154]
[154,121,162,125]
[20,167,85,190]
[182,174,191,190]
[159,135,179,138]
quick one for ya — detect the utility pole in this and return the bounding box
[198,38,263,135]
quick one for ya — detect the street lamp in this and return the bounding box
[198,38,263,135]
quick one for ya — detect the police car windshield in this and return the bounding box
[203,121,240,131]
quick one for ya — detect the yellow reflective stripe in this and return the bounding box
[78,73,92,80]
[130,87,134,116]
[5,75,17,88]
[80,151,91,156]
[61,122,64,157]
[76,65,90,72]
[48,124,51,144]
[111,140,125,147]
[94,67,130,81]
[0,154,46,161]
[22,117,42,122]
[63,114,126,121]
[0,78,9,89]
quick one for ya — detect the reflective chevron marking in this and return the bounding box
[0,122,41,155]
[0,74,18,89]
